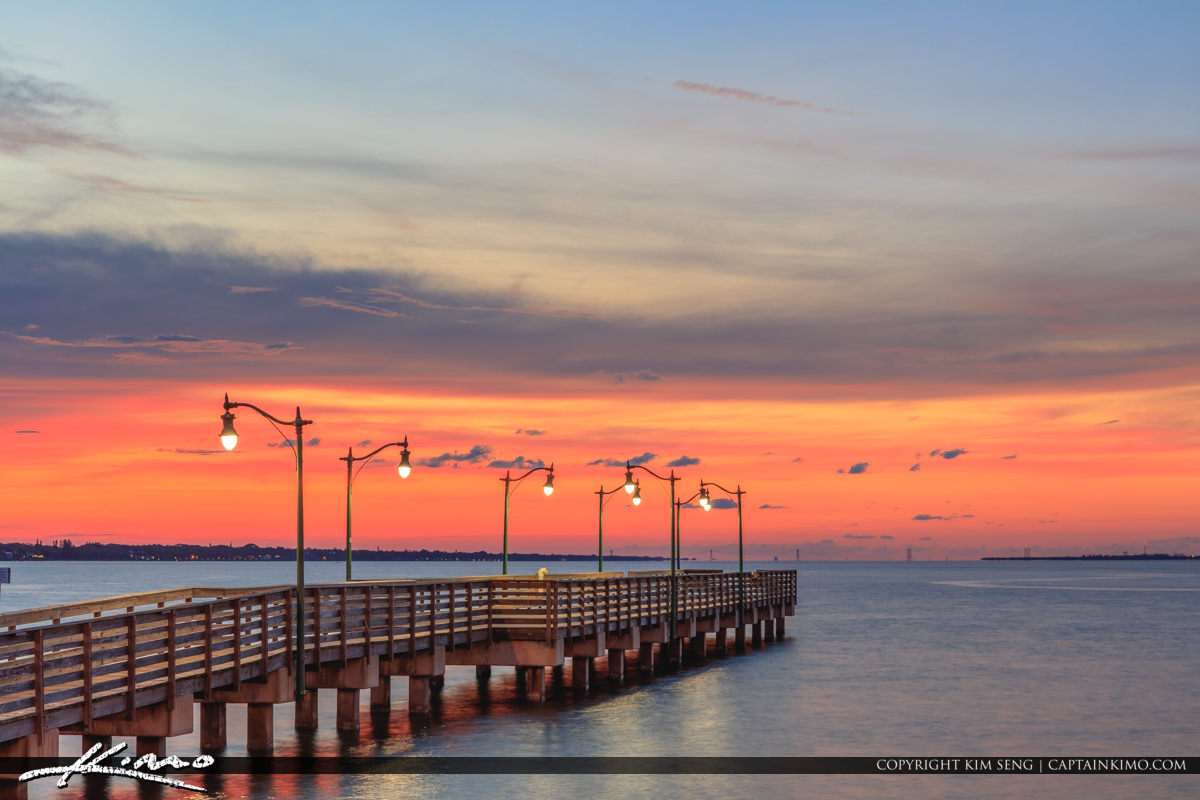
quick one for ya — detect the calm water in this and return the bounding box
[4,559,1197,799]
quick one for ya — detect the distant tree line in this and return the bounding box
[0,540,667,562]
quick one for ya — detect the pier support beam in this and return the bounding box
[81,734,112,755]
[638,642,655,674]
[200,702,227,752]
[735,625,747,654]
[774,617,786,640]
[572,657,592,693]
[247,703,273,753]
[752,622,763,649]
[476,665,491,680]
[295,689,319,730]
[607,649,625,683]
[408,676,432,716]
[136,736,166,758]
[662,638,683,670]
[764,615,776,642]
[524,666,547,702]
[714,628,728,656]
[370,676,391,711]
[336,689,360,731]
[689,633,707,661]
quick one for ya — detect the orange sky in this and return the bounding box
[5,370,1198,560]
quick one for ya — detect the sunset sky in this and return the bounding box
[2,2,1198,559]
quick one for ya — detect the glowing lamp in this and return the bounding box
[631,482,642,506]
[543,472,555,496]
[623,467,635,494]
[219,412,239,451]
[398,447,412,479]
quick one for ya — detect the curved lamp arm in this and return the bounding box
[341,437,411,483]
[502,463,555,496]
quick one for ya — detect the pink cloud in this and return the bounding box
[671,80,856,115]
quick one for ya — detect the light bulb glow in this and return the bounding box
[623,467,635,494]
[219,412,238,451]
[543,473,555,496]
[398,449,412,478]
[631,482,642,506]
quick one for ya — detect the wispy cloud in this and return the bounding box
[15,429,40,434]
[419,444,493,468]
[839,462,869,474]
[671,79,855,115]
[758,503,787,510]
[1072,145,1200,160]
[5,331,300,359]
[930,448,969,459]
[367,287,598,319]
[230,286,277,295]
[515,428,545,436]
[667,455,700,467]
[298,296,405,318]
[612,370,660,384]
[267,437,321,448]
[0,64,131,156]
[588,452,656,468]
[489,455,547,470]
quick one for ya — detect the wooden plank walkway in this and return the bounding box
[0,569,796,796]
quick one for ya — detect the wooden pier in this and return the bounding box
[0,569,795,797]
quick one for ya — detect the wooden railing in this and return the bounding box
[0,571,796,744]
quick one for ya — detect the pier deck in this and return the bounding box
[0,569,795,797]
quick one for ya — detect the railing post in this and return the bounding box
[260,595,270,677]
[364,584,373,654]
[166,610,177,710]
[33,628,45,739]
[203,604,214,697]
[82,620,94,726]
[408,585,417,658]
[232,598,242,691]
[339,586,348,664]
[387,585,396,656]
[284,592,293,668]
[447,582,456,651]
[125,616,137,720]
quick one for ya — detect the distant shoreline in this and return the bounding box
[982,553,1196,561]
[0,540,670,563]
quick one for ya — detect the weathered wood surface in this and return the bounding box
[0,570,796,744]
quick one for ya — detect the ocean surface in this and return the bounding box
[3,559,1196,799]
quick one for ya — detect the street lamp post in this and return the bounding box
[701,481,747,626]
[500,464,555,575]
[340,437,412,581]
[621,462,680,636]
[218,393,313,701]
[596,480,640,572]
